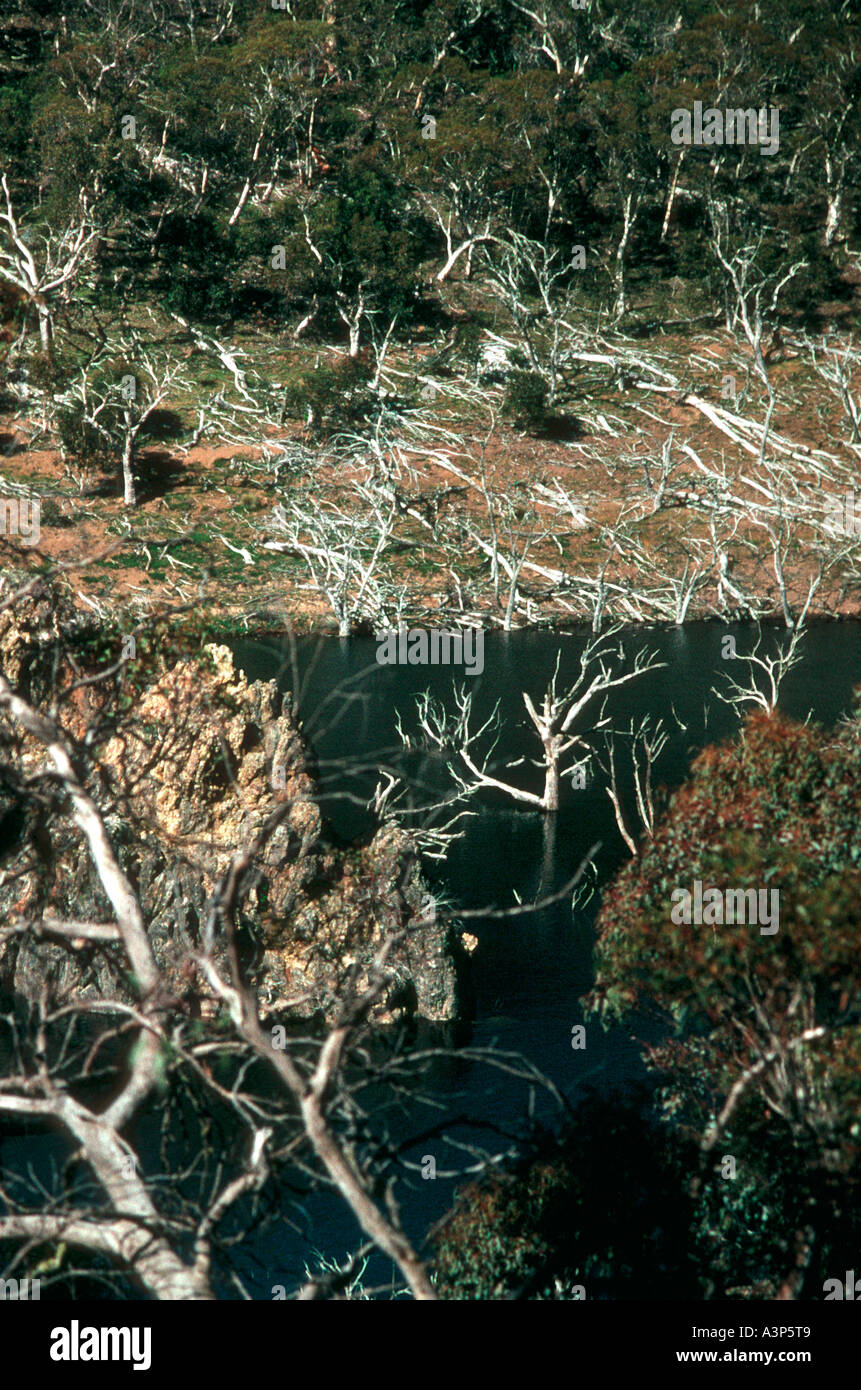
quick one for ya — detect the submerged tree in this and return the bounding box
[433,705,861,1301]
[399,630,665,814]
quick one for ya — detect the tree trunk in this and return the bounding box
[613,192,637,321]
[36,298,53,356]
[613,268,627,321]
[122,437,137,508]
[660,152,685,242]
[541,739,561,812]
[228,178,253,227]
[824,187,843,248]
[537,813,557,897]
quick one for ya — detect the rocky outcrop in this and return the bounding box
[0,593,465,1023]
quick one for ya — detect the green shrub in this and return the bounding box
[280,356,374,433]
[432,1084,860,1299]
[587,708,861,1168]
[431,1093,700,1300]
[55,399,114,465]
[502,369,548,428]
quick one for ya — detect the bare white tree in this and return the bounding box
[0,583,441,1300]
[0,174,99,354]
[479,231,583,403]
[806,335,861,447]
[59,339,190,507]
[596,714,669,856]
[714,624,807,717]
[705,208,807,394]
[265,480,405,636]
[399,631,664,813]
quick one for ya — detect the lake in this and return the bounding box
[225,618,861,1295]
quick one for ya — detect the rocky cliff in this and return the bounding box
[0,588,464,1024]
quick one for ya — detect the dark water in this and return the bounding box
[3,622,858,1297]
[224,619,861,1293]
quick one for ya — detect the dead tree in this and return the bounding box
[400,631,665,814]
[478,232,584,403]
[59,340,189,508]
[806,335,861,447]
[0,580,440,1299]
[0,174,99,356]
[713,624,807,717]
[594,714,669,856]
[265,480,405,636]
[705,208,807,395]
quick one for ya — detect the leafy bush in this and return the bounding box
[432,1092,705,1300]
[280,356,374,434]
[435,707,861,1299]
[433,1081,861,1299]
[502,369,548,428]
[586,708,861,1169]
[156,210,239,324]
[55,399,115,466]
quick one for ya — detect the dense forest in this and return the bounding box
[0,0,859,1316]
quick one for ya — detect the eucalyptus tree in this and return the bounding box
[56,334,190,507]
[287,156,430,357]
[0,174,99,355]
[265,478,406,636]
[477,230,585,404]
[579,76,655,321]
[587,700,861,1187]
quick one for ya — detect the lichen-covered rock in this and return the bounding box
[258,820,461,1023]
[0,597,464,1024]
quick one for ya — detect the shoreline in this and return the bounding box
[209,603,861,644]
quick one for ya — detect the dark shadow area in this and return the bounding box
[0,430,25,456]
[134,450,186,503]
[537,413,582,441]
[430,1084,861,1301]
[140,408,185,443]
